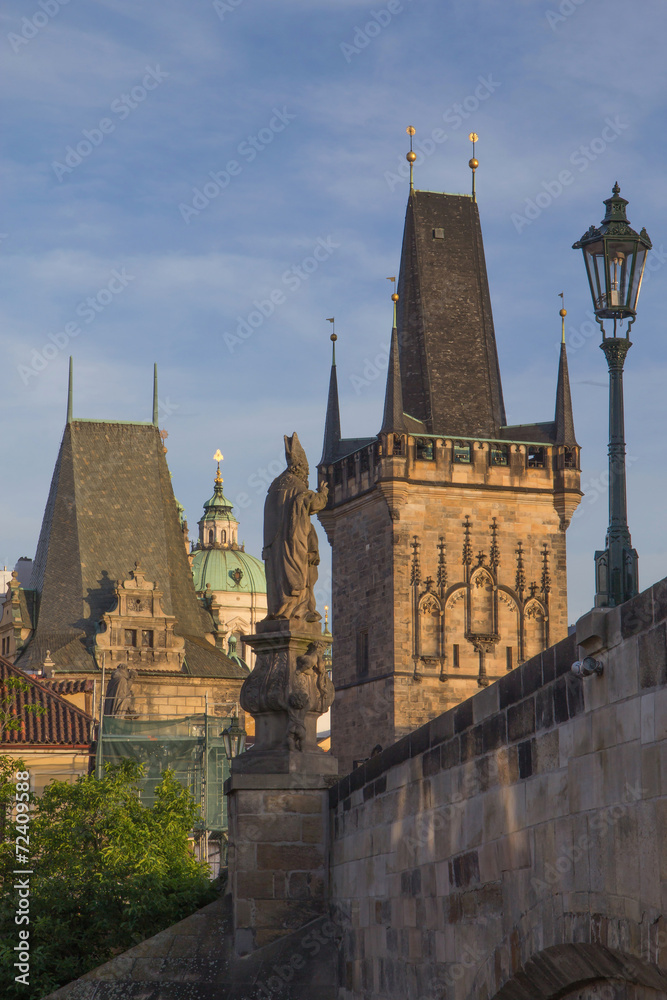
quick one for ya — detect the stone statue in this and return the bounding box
[262,433,328,622]
[103,664,137,716]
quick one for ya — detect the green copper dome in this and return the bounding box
[201,480,236,522]
[192,547,266,595]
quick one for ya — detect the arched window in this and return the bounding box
[208,529,214,544]
[221,530,226,543]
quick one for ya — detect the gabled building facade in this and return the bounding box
[318,190,581,772]
[12,371,248,722]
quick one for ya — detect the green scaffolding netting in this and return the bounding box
[97,715,232,832]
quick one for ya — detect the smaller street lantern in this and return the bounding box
[222,708,246,760]
[573,185,651,608]
[573,183,651,329]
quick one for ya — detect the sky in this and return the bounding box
[2,0,667,625]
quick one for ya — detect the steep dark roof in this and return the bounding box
[0,656,93,746]
[18,421,246,680]
[554,341,578,446]
[396,191,506,438]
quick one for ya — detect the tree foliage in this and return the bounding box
[0,759,218,999]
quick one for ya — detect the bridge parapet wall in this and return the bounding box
[329,579,667,1000]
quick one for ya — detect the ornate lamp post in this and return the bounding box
[573,183,651,607]
[222,708,246,760]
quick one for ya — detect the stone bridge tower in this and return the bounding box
[318,189,582,773]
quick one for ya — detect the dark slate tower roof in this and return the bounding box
[396,191,506,438]
[18,420,246,679]
[554,339,578,446]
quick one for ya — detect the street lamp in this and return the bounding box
[221,708,246,760]
[573,183,651,607]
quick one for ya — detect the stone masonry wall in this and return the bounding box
[329,472,570,775]
[329,577,667,1000]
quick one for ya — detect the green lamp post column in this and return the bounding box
[573,184,651,607]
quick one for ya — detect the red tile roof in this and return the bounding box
[0,655,93,747]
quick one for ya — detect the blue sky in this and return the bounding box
[2,0,667,623]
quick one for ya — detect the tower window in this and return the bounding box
[506,646,513,671]
[453,442,471,464]
[393,435,404,456]
[452,643,460,668]
[564,447,576,469]
[360,449,370,473]
[527,447,545,469]
[346,456,356,478]
[221,530,226,543]
[334,464,342,485]
[356,629,369,679]
[124,629,137,647]
[141,630,153,648]
[491,445,508,466]
[208,529,214,544]
[416,438,434,461]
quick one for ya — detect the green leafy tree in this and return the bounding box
[0,759,217,999]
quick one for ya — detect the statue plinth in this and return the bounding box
[227,434,337,956]
[234,619,337,777]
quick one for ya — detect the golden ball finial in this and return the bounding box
[559,308,567,318]
[469,158,478,170]
[391,293,399,303]
[330,333,337,342]
[406,150,417,163]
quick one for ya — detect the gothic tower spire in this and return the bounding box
[320,332,341,465]
[554,308,577,446]
[380,297,406,434]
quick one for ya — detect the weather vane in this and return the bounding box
[406,126,416,191]
[387,276,398,325]
[326,317,336,363]
[468,132,479,202]
[558,292,566,344]
[213,449,223,484]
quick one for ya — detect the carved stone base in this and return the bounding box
[228,619,338,955]
[238,619,336,768]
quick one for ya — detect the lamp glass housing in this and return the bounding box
[582,237,647,320]
[222,716,246,759]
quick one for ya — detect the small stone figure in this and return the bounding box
[103,664,137,716]
[295,641,334,715]
[262,433,328,622]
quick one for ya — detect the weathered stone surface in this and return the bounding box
[329,574,667,1000]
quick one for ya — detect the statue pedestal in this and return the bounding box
[226,619,338,955]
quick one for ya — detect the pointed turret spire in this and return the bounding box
[320,326,341,465]
[152,363,159,426]
[66,356,73,423]
[380,292,406,434]
[554,305,578,446]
